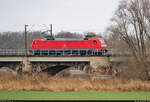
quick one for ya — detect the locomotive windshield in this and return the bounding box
[100,39,105,43]
[93,40,97,44]
[33,41,37,44]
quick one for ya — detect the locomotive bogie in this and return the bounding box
[31,49,102,56]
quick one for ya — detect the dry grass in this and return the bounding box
[0,73,150,92]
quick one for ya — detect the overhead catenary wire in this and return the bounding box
[0,24,104,35]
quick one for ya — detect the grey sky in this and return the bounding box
[0,0,120,35]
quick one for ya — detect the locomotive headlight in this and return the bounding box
[101,44,107,48]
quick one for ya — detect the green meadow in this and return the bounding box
[0,91,150,100]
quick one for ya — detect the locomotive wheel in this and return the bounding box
[34,53,38,55]
[88,50,92,55]
[34,52,40,55]
[41,51,48,55]
[56,51,63,55]
[97,52,102,55]
[49,51,55,55]
[72,50,78,55]
[64,50,71,55]
[80,50,86,56]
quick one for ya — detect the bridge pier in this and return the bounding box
[89,56,111,79]
[90,56,110,69]
[22,57,32,74]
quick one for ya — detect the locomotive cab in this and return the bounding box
[30,39,40,52]
[99,38,107,53]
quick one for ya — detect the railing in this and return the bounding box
[0,48,132,56]
[110,49,132,56]
[0,49,110,56]
[0,49,26,56]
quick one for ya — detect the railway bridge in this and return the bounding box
[0,49,131,77]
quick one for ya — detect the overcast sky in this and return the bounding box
[0,0,120,35]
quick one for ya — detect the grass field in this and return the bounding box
[0,91,150,100]
[0,73,150,100]
[1,73,150,92]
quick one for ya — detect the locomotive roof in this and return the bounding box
[55,37,102,40]
[42,38,85,41]
[34,37,103,41]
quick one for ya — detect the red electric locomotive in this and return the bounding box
[30,37,107,56]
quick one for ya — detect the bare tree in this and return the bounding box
[107,0,150,79]
[0,31,43,49]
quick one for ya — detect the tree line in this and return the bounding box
[0,31,102,49]
[106,0,150,80]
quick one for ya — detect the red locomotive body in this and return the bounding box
[30,37,107,55]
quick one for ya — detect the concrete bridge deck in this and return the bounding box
[0,56,90,62]
[0,55,130,63]
[0,55,131,75]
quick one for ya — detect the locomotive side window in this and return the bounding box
[93,40,97,44]
[100,39,105,43]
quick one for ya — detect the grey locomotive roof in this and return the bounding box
[55,38,84,40]
[42,38,85,41]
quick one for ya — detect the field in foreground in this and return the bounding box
[0,73,150,92]
[0,91,150,100]
[0,73,150,100]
